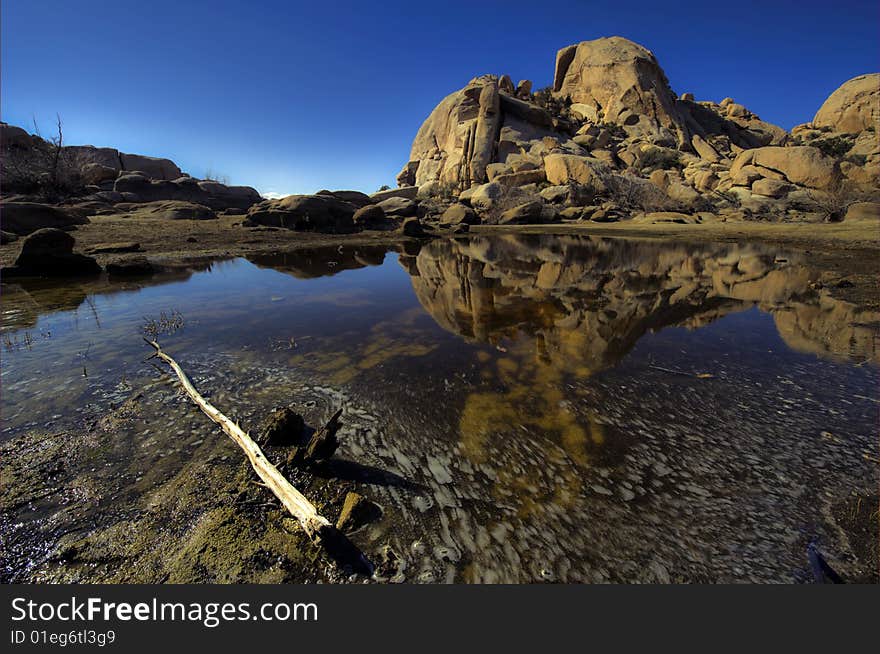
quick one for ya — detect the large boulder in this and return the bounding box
[0,202,90,235]
[543,154,608,188]
[729,146,840,190]
[371,186,418,202]
[196,181,262,210]
[118,153,181,180]
[81,162,118,185]
[316,189,373,208]
[245,194,356,232]
[813,74,880,134]
[553,36,687,143]
[4,228,100,277]
[128,200,216,220]
[440,203,479,225]
[352,204,387,228]
[377,197,418,218]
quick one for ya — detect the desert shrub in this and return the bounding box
[594,168,681,212]
[638,148,682,173]
[807,179,868,221]
[377,184,391,192]
[480,186,545,223]
[844,153,868,167]
[1,115,86,200]
[532,86,572,117]
[810,135,855,159]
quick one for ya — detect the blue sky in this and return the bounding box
[2,0,877,196]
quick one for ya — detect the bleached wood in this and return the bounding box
[145,339,332,540]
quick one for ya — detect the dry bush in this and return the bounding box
[807,179,870,222]
[480,186,546,223]
[594,168,682,212]
[1,115,86,200]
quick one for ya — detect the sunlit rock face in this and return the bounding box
[400,235,878,369]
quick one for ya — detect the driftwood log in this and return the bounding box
[144,338,333,540]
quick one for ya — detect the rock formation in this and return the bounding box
[813,73,880,134]
[392,36,878,228]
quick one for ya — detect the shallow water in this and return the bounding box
[1,234,877,583]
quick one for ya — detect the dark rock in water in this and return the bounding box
[352,204,386,229]
[244,194,356,233]
[106,256,155,277]
[335,492,381,532]
[401,216,425,237]
[258,407,305,446]
[1,202,90,235]
[4,228,101,277]
[451,223,470,234]
[440,203,479,225]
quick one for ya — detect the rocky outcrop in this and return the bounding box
[118,200,217,221]
[110,173,260,210]
[244,194,357,232]
[813,74,880,134]
[3,228,100,277]
[0,202,90,235]
[553,37,688,144]
[395,35,806,217]
[729,146,840,190]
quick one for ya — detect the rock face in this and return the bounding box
[553,36,687,144]
[244,194,357,232]
[813,74,880,134]
[0,202,90,235]
[110,174,260,210]
[122,200,217,221]
[5,228,100,277]
[729,146,839,190]
[396,35,799,210]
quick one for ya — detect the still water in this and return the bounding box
[1,234,877,582]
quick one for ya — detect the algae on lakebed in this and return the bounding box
[1,234,878,583]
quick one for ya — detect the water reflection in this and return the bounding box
[1,235,877,583]
[400,234,878,367]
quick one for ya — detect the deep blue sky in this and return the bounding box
[3,1,877,196]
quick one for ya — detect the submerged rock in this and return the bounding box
[4,228,101,277]
[106,256,155,277]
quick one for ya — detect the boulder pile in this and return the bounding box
[383,36,878,228]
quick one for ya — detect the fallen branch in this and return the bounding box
[144,338,333,541]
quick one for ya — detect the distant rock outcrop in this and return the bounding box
[389,36,878,227]
[0,122,262,213]
[813,74,880,134]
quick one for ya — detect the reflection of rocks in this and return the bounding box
[401,235,878,368]
[0,261,215,331]
[247,245,390,279]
